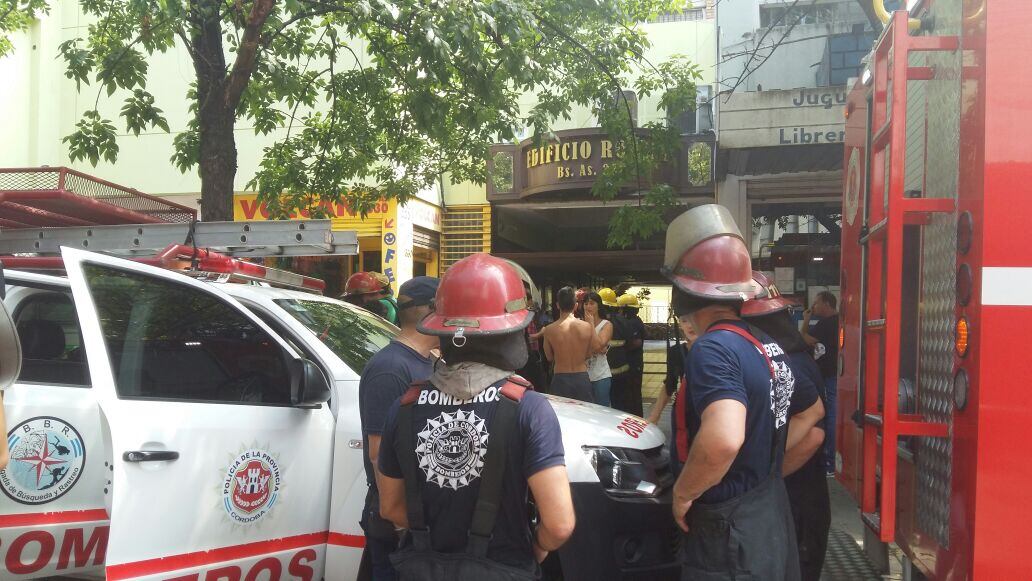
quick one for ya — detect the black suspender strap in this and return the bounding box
[466,382,522,558]
[396,396,431,551]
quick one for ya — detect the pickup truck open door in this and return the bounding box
[63,248,335,580]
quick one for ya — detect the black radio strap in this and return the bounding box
[396,399,431,550]
[466,385,521,558]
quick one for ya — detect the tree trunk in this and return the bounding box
[191,0,236,222]
[198,107,237,222]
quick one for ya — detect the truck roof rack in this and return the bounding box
[0,220,358,293]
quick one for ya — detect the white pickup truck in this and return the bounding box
[0,248,678,580]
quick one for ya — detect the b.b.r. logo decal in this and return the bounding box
[1,416,86,505]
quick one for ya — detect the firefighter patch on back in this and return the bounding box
[416,410,489,490]
[222,448,282,525]
[1,416,85,505]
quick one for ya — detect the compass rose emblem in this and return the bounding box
[1,417,86,505]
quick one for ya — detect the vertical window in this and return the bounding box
[14,293,91,386]
[83,265,293,405]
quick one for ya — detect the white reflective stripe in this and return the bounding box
[982,267,1032,305]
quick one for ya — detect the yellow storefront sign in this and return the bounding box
[233,194,397,237]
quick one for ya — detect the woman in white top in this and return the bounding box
[582,292,613,407]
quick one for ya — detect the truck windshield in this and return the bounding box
[275,299,397,373]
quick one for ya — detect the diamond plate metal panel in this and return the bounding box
[915,0,962,548]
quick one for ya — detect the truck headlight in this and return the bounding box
[582,446,666,497]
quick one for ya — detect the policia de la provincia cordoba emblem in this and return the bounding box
[2,416,86,505]
[417,410,490,490]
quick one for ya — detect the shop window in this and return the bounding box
[83,265,293,405]
[759,3,838,28]
[650,8,706,22]
[751,205,842,304]
[14,293,90,387]
[362,251,382,273]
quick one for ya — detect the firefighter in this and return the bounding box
[600,287,637,415]
[505,259,548,392]
[741,272,830,581]
[618,293,647,417]
[358,276,440,580]
[377,253,576,580]
[342,271,400,325]
[663,203,807,581]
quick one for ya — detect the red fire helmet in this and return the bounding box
[741,271,793,318]
[343,271,389,297]
[661,204,759,301]
[418,253,533,337]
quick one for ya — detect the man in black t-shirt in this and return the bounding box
[377,254,575,578]
[662,204,807,581]
[359,276,439,580]
[802,291,839,474]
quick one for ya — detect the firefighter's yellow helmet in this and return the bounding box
[617,293,640,308]
[598,288,620,307]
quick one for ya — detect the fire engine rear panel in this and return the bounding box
[841,0,1032,577]
[913,0,962,556]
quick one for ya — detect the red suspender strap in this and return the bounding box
[500,378,527,402]
[709,323,777,382]
[674,376,690,463]
[400,381,428,405]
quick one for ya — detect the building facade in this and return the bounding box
[471,4,720,290]
[713,0,879,305]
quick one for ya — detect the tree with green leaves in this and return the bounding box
[60,0,703,245]
[1,0,49,56]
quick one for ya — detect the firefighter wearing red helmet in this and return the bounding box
[663,204,802,581]
[343,271,399,325]
[741,272,828,581]
[376,253,575,579]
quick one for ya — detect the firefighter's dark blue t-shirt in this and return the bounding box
[786,351,826,426]
[359,340,434,488]
[378,378,565,571]
[685,320,808,504]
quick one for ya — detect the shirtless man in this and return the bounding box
[541,286,596,402]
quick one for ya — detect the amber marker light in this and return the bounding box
[955,317,970,357]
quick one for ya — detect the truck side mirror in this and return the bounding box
[290,358,331,407]
[0,296,21,391]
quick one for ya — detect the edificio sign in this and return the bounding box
[719,86,849,149]
[487,127,714,201]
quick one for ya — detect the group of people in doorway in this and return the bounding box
[533,286,647,415]
[349,202,838,581]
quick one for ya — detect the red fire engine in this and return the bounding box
[837,2,1030,578]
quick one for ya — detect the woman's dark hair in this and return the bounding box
[582,292,608,320]
[557,286,576,312]
[749,310,808,354]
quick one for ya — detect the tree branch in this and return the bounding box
[224,0,274,109]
